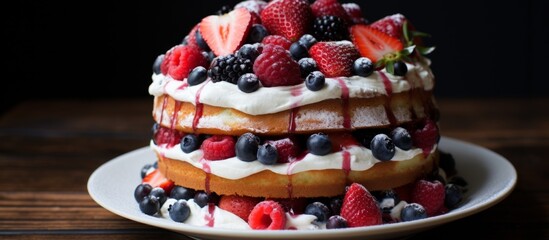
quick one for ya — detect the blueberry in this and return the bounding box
[305,71,325,91]
[353,57,374,77]
[204,51,216,62]
[445,184,463,209]
[307,133,332,156]
[391,127,412,150]
[235,132,260,162]
[237,73,260,93]
[326,215,348,229]
[257,143,278,165]
[140,163,153,178]
[193,191,210,208]
[393,61,408,76]
[248,24,269,43]
[238,44,261,61]
[400,203,427,221]
[169,200,191,222]
[329,197,343,215]
[134,183,153,202]
[152,54,164,74]
[373,190,399,213]
[187,66,208,86]
[139,195,160,216]
[298,58,318,77]
[170,185,196,200]
[195,29,210,51]
[304,202,330,223]
[370,134,395,161]
[298,34,317,49]
[290,42,309,60]
[149,187,167,206]
[180,134,199,153]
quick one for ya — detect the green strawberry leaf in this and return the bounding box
[417,46,436,55]
[385,61,395,75]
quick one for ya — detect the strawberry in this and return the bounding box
[142,169,175,194]
[154,126,184,148]
[340,183,382,227]
[329,133,359,152]
[161,45,208,80]
[248,200,287,230]
[309,40,360,77]
[370,13,407,41]
[235,0,267,15]
[350,25,404,63]
[411,179,445,216]
[311,0,350,24]
[200,135,236,160]
[253,44,301,87]
[412,119,439,154]
[261,35,292,50]
[265,137,299,163]
[342,3,366,25]
[219,195,262,221]
[200,8,253,56]
[260,0,312,42]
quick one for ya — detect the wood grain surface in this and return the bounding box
[0,98,547,239]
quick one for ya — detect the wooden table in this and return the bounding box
[1,98,547,239]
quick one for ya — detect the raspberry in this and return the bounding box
[154,126,184,148]
[253,44,302,87]
[218,195,262,221]
[200,135,236,160]
[411,179,445,216]
[162,45,208,80]
[248,200,287,230]
[261,35,292,50]
[412,119,439,154]
[265,137,299,163]
[309,41,360,77]
[340,183,382,227]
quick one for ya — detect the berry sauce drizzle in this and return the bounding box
[288,86,303,133]
[199,158,211,194]
[205,203,216,227]
[159,96,169,125]
[378,71,397,126]
[192,80,210,132]
[335,78,351,129]
[285,152,307,199]
[341,150,351,178]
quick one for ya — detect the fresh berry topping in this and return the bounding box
[309,41,360,77]
[260,0,312,42]
[134,183,153,202]
[310,0,350,23]
[305,71,325,91]
[200,8,253,56]
[238,73,261,93]
[169,199,191,222]
[265,137,298,163]
[352,57,374,77]
[340,183,382,227]
[307,133,332,156]
[248,24,269,43]
[163,45,209,80]
[187,66,208,86]
[139,195,160,216]
[304,202,330,223]
[142,169,175,194]
[329,197,343,215]
[312,15,349,41]
[184,23,201,49]
[208,54,253,84]
[326,215,348,229]
[412,119,439,153]
[370,13,407,40]
[195,28,210,51]
[149,187,167,206]
[248,200,287,230]
[153,54,164,74]
[411,179,445,216]
[400,203,427,221]
[289,42,309,60]
[257,142,278,165]
[193,191,219,208]
[180,134,200,153]
[350,25,404,63]
[342,3,366,24]
[370,134,396,161]
[237,43,262,61]
[236,132,261,162]
[444,184,463,209]
[393,60,408,76]
[253,44,302,87]
[390,127,412,150]
[201,135,236,160]
[298,34,317,49]
[219,195,262,221]
[140,163,154,178]
[261,35,292,50]
[298,58,318,77]
[170,185,196,200]
[154,126,184,148]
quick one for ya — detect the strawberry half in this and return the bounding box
[260,0,312,42]
[311,0,350,24]
[200,8,252,56]
[309,40,360,77]
[340,183,382,227]
[142,169,175,194]
[370,14,407,41]
[350,25,404,63]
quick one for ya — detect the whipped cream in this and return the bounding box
[149,62,434,116]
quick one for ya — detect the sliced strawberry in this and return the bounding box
[248,200,287,230]
[340,183,382,227]
[342,3,366,25]
[265,137,299,163]
[200,8,253,56]
[311,0,350,24]
[350,25,404,63]
[219,195,262,221]
[309,40,360,77]
[411,179,445,216]
[260,0,312,42]
[329,133,359,152]
[370,14,407,41]
[142,169,175,194]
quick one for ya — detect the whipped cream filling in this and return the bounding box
[151,141,426,180]
[149,62,434,116]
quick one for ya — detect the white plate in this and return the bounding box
[88,136,516,240]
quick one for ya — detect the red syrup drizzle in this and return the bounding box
[341,150,351,179]
[288,86,302,133]
[335,78,351,129]
[192,80,210,132]
[199,158,216,226]
[378,71,397,126]
[285,152,308,199]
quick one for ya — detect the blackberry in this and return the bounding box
[208,54,253,84]
[313,16,349,41]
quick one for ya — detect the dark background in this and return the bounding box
[3,0,548,114]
